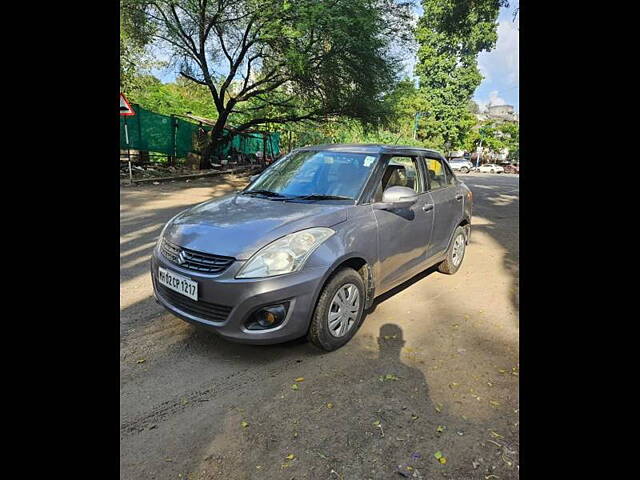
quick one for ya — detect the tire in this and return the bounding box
[490,169,495,173]
[438,226,468,275]
[307,268,366,351]
[461,167,469,173]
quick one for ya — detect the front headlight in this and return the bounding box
[236,227,335,278]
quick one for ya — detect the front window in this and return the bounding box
[373,155,423,202]
[245,150,378,201]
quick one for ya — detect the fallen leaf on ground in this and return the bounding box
[136,359,146,364]
[295,377,304,382]
[327,402,334,409]
[241,421,249,428]
[436,425,446,433]
[291,384,299,390]
[286,454,295,460]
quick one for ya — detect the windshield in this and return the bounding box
[245,150,378,200]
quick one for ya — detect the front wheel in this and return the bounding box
[461,167,469,173]
[438,226,468,275]
[307,268,366,351]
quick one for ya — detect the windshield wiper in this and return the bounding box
[291,194,353,201]
[242,189,287,198]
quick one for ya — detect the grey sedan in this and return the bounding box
[151,144,473,351]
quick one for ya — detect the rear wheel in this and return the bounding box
[438,226,468,275]
[490,169,495,173]
[307,268,366,351]
[461,167,469,173]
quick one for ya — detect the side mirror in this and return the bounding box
[373,186,419,210]
[249,174,260,182]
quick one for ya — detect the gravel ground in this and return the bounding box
[120,172,519,479]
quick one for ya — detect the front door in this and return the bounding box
[372,155,435,292]
[424,156,463,259]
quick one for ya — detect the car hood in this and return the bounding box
[163,193,349,260]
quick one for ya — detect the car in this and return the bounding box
[503,164,519,174]
[151,144,473,351]
[447,157,474,174]
[478,163,504,174]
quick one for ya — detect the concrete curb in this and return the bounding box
[127,165,261,184]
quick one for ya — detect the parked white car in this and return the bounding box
[478,163,504,174]
[448,158,474,173]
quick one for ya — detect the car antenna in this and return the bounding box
[393,133,403,145]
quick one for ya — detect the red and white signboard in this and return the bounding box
[120,93,135,116]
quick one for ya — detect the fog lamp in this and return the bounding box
[245,303,289,330]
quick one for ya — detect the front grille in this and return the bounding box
[160,238,235,274]
[156,283,233,323]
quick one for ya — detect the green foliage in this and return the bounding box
[145,0,412,133]
[120,0,159,91]
[463,120,519,159]
[413,0,503,151]
[467,100,480,114]
[127,76,218,119]
[120,0,518,162]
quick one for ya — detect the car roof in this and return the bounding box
[297,143,443,157]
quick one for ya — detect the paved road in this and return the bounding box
[120,172,519,479]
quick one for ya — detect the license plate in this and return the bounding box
[158,267,198,301]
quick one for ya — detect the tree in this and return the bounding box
[140,0,413,167]
[413,0,505,150]
[121,0,159,91]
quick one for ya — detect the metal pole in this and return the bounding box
[262,132,267,168]
[124,118,133,184]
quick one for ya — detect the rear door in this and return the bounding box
[424,156,463,259]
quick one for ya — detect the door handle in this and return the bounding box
[422,203,434,212]
[455,194,463,201]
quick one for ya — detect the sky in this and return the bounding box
[473,4,519,113]
[152,2,519,113]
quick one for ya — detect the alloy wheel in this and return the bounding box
[328,283,360,338]
[451,234,466,267]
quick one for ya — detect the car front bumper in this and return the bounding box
[150,245,327,344]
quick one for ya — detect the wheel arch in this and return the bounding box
[313,254,376,313]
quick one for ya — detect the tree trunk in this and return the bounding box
[139,150,150,164]
[200,115,230,170]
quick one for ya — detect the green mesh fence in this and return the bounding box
[212,130,281,158]
[120,103,280,158]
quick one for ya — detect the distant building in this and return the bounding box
[476,104,518,123]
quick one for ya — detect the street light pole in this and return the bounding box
[413,112,428,140]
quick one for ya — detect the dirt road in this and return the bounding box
[120,172,519,479]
